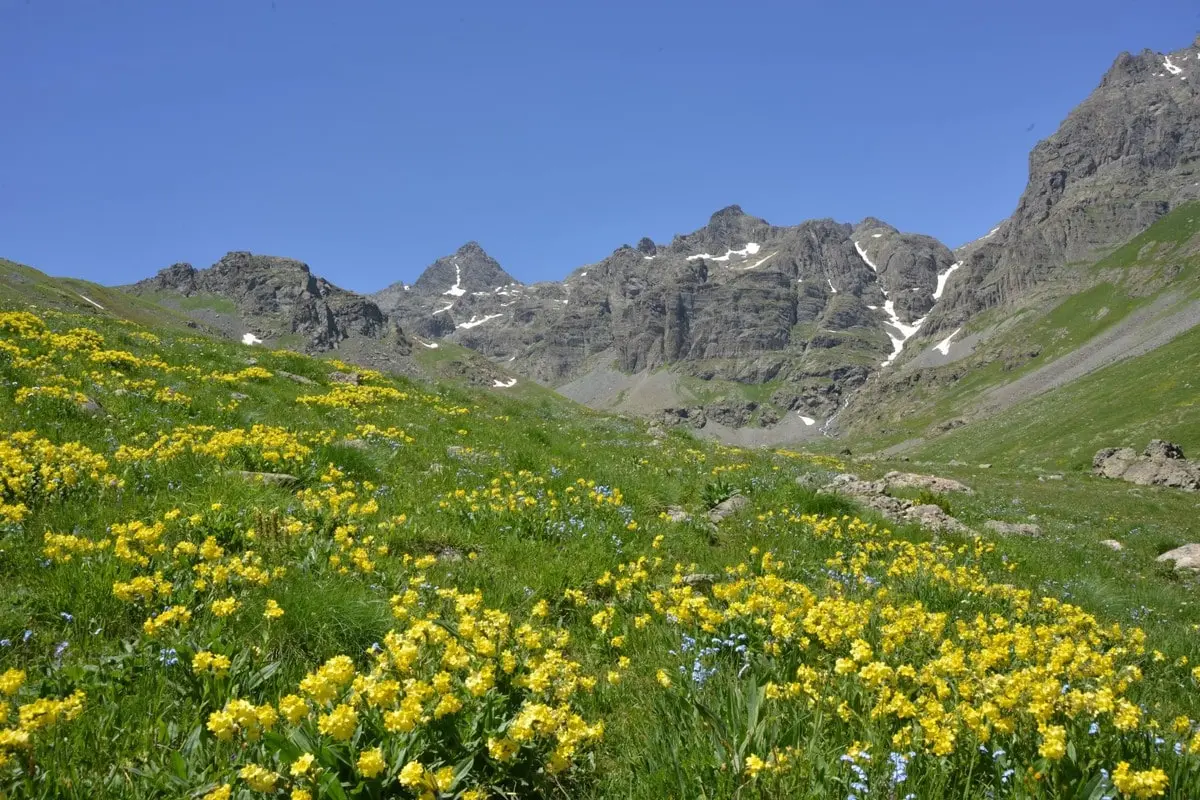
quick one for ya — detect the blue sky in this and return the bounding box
[1,1,1197,292]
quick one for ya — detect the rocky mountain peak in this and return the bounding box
[636,237,658,256]
[405,243,520,299]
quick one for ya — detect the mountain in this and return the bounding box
[127,251,413,371]
[376,207,963,441]
[930,36,1200,329]
[114,34,1200,448]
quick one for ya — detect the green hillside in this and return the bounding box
[0,266,1199,800]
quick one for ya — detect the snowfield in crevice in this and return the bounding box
[934,327,962,356]
[456,313,504,330]
[444,261,466,297]
[241,333,263,345]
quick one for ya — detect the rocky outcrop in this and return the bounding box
[930,37,1200,330]
[130,252,410,368]
[1093,440,1200,491]
[822,473,969,533]
[1156,543,1200,572]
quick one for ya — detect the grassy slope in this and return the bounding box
[2,256,1200,798]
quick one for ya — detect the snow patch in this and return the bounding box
[933,261,963,300]
[798,414,816,426]
[686,242,761,262]
[1164,55,1183,75]
[644,255,656,260]
[871,233,882,238]
[740,252,777,270]
[827,278,838,294]
[241,333,263,346]
[982,225,1001,240]
[880,300,924,367]
[77,294,105,310]
[456,313,504,330]
[933,327,962,356]
[492,378,518,389]
[866,305,879,310]
[433,303,455,315]
[444,261,466,297]
[580,271,587,276]
[854,241,880,273]
[419,341,439,349]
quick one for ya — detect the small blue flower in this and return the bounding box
[23,629,33,642]
[53,640,69,659]
[60,612,74,622]
[1089,721,1100,735]
[158,647,179,667]
[0,639,10,647]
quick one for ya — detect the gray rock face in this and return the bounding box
[931,38,1200,329]
[1093,441,1200,491]
[883,471,973,494]
[378,207,962,430]
[130,252,411,368]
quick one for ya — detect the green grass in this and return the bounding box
[3,257,1200,799]
[176,294,238,315]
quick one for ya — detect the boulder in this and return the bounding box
[708,494,748,524]
[1093,442,1200,491]
[1156,544,1200,572]
[330,371,361,385]
[1100,539,1124,551]
[279,370,317,386]
[884,471,973,494]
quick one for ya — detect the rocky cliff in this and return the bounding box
[930,36,1200,332]
[130,252,411,368]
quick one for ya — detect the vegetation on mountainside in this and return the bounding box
[3,283,1200,800]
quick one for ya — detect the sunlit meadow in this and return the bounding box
[2,305,1199,799]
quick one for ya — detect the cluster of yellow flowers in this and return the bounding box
[0,430,117,525]
[296,383,410,409]
[579,515,1190,796]
[0,669,86,771]
[204,562,604,797]
[114,424,318,467]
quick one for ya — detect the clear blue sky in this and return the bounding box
[2,1,1197,292]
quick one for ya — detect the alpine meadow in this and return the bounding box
[4,11,1200,800]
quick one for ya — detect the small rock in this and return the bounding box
[330,371,361,385]
[78,396,105,417]
[905,503,968,533]
[648,425,667,440]
[1038,473,1064,481]
[232,470,299,487]
[427,463,444,475]
[342,439,369,450]
[1156,543,1200,572]
[708,494,748,524]
[978,463,992,469]
[279,370,316,386]
[665,506,691,523]
[947,459,967,466]
[1100,539,1124,551]
[984,520,1042,536]
[230,392,249,401]
[680,573,718,591]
